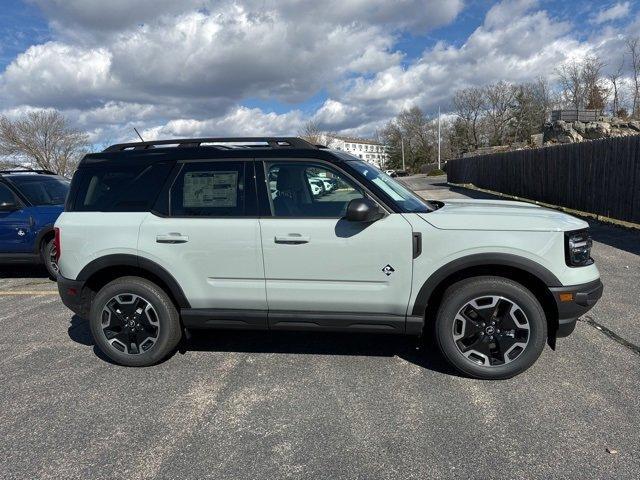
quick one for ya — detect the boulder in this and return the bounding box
[582,121,611,139]
[628,120,640,132]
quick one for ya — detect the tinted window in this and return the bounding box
[70,162,173,212]
[7,175,69,206]
[0,183,18,205]
[170,161,245,217]
[266,162,364,217]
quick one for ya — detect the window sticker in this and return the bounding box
[183,171,238,208]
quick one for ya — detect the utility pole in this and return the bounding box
[437,106,441,170]
[401,136,405,172]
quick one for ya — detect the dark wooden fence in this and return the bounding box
[447,135,640,224]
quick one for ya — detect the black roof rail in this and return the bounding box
[103,137,317,152]
[0,168,57,175]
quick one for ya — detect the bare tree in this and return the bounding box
[0,110,88,177]
[582,55,607,110]
[381,106,436,171]
[453,87,485,150]
[609,57,625,116]
[484,81,515,145]
[557,61,585,109]
[627,37,640,117]
[298,120,324,145]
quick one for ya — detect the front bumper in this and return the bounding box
[57,274,88,317]
[549,278,603,337]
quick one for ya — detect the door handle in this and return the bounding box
[274,234,310,244]
[156,233,189,244]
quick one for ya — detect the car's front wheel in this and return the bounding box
[435,276,547,380]
[89,276,182,367]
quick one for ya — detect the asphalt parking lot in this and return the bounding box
[1,177,639,479]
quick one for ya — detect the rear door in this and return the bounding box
[257,159,414,332]
[138,159,267,325]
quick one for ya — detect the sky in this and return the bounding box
[0,0,638,145]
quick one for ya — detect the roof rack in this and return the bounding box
[103,137,317,152]
[0,168,57,175]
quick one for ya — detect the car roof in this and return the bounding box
[80,137,353,167]
[0,169,60,178]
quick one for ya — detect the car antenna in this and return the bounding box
[133,127,145,142]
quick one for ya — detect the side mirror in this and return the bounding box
[345,198,383,223]
[0,200,18,212]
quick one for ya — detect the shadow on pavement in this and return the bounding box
[0,265,50,279]
[67,314,461,377]
[67,315,118,364]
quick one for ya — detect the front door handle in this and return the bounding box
[156,233,189,244]
[274,234,310,244]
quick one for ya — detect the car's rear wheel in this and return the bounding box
[41,237,58,279]
[89,276,182,367]
[435,276,547,380]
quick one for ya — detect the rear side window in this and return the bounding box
[169,161,246,217]
[69,162,173,212]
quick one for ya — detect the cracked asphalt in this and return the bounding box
[1,177,639,479]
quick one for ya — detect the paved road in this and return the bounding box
[1,179,639,479]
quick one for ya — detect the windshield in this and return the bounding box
[8,175,70,206]
[347,160,435,213]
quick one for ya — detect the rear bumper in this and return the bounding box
[57,274,87,317]
[549,278,603,337]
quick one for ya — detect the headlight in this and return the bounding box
[565,230,593,267]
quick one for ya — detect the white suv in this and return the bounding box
[55,137,602,379]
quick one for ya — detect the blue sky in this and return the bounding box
[0,0,638,143]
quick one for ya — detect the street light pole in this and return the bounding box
[401,136,405,172]
[437,106,441,170]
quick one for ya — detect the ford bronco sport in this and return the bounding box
[55,137,603,379]
[1,169,69,277]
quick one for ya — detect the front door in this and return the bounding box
[0,183,32,253]
[138,160,267,325]
[258,160,413,331]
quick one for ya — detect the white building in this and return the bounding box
[321,134,390,169]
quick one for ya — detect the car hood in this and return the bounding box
[418,199,588,232]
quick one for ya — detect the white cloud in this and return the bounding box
[1,42,115,108]
[140,106,304,139]
[2,0,637,144]
[591,2,631,25]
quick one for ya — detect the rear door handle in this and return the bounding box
[156,233,189,244]
[274,234,310,244]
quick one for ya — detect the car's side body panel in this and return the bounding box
[138,214,267,311]
[401,213,600,317]
[55,211,145,279]
[259,214,414,317]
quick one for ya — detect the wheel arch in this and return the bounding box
[77,254,191,311]
[413,254,560,344]
[34,226,55,255]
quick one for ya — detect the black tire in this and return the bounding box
[435,276,547,380]
[89,276,182,367]
[41,237,59,280]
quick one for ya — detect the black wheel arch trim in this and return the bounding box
[411,253,561,316]
[76,254,191,309]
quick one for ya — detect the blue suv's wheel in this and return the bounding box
[41,237,59,279]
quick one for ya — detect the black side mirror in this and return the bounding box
[0,201,18,212]
[345,198,383,222]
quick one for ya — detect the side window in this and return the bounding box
[266,162,364,217]
[0,183,18,206]
[71,162,173,212]
[170,161,245,217]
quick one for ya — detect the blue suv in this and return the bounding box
[0,169,69,277]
